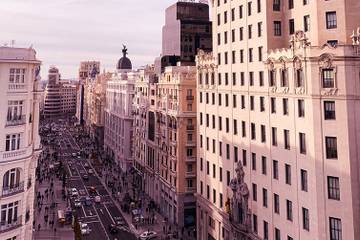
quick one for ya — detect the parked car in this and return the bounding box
[82,174,89,181]
[80,223,91,235]
[139,231,157,240]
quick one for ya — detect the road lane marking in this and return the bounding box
[104,204,115,224]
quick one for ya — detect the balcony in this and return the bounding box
[186,125,195,131]
[185,156,196,163]
[2,149,27,160]
[8,83,26,91]
[186,96,194,101]
[186,187,196,193]
[0,216,22,233]
[6,115,26,127]
[185,172,196,178]
[186,141,196,147]
[1,182,25,197]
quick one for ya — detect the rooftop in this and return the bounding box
[0,46,40,63]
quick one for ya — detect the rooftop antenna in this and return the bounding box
[10,40,15,47]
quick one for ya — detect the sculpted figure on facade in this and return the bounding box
[230,161,251,230]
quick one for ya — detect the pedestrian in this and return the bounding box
[54,227,57,235]
[38,224,41,231]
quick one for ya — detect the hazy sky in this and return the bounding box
[0,0,172,79]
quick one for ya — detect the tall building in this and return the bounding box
[43,67,77,118]
[104,47,136,171]
[162,1,212,63]
[196,1,360,240]
[0,46,42,240]
[133,64,198,228]
[76,61,100,124]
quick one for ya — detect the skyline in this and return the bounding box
[0,0,173,79]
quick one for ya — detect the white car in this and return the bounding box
[80,223,91,235]
[74,199,82,208]
[88,169,94,174]
[71,188,79,197]
[94,195,101,203]
[139,231,157,240]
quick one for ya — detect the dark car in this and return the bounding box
[108,224,118,234]
[82,175,89,181]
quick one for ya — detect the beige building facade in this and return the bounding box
[0,47,42,240]
[196,1,360,240]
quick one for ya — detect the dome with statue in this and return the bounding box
[117,45,132,70]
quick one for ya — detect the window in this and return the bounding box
[219,141,222,156]
[247,1,252,16]
[248,25,252,39]
[5,134,21,151]
[258,46,263,61]
[206,185,210,199]
[285,164,291,185]
[288,0,294,9]
[212,164,216,178]
[224,11,228,24]
[232,72,236,85]
[298,99,305,117]
[284,129,290,150]
[286,200,293,221]
[227,171,230,186]
[324,101,336,120]
[231,8,235,21]
[304,15,310,32]
[9,68,25,83]
[262,188,268,207]
[233,95,237,108]
[258,22,263,37]
[326,11,337,29]
[259,71,264,86]
[273,160,279,180]
[225,117,229,132]
[296,69,304,87]
[242,149,247,166]
[217,53,221,65]
[271,98,276,113]
[328,176,340,200]
[7,101,24,122]
[218,117,222,131]
[226,144,230,159]
[231,29,235,42]
[257,0,261,12]
[249,72,254,86]
[224,52,228,64]
[218,73,222,85]
[269,70,276,86]
[264,221,269,240]
[289,19,295,34]
[219,167,223,182]
[249,48,253,62]
[299,132,306,154]
[274,193,280,214]
[239,27,244,41]
[217,14,221,26]
[261,156,267,175]
[261,125,266,142]
[234,146,238,162]
[224,31,228,44]
[273,0,280,11]
[241,95,245,109]
[253,214,258,233]
[233,120,238,135]
[206,161,210,175]
[329,217,342,240]
[250,96,255,110]
[301,169,308,192]
[242,121,246,137]
[326,137,338,159]
[239,5,243,19]
[251,123,256,140]
[252,152,256,170]
[283,98,289,115]
[213,189,216,203]
[274,21,282,36]
[272,127,277,146]
[252,183,257,201]
[303,0,309,5]
[1,201,19,227]
[275,228,281,240]
[322,69,335,88]
[281,69,288,87]
[240,50,244,63]
[217,33,221,45]
[302,207,310,231]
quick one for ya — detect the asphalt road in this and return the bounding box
[56,127,137,240]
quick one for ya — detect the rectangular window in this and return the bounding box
[298,99,305,117]
[329,217,342,240]
[248,25,252,39]
[326,11,337,29]
[225,117,229,132]
[232,72,236,85]
[241,95,245,109]
[304,15,310,32]
[258,46,263,61]
[286,200,293,221]
[249,48,253,62]
[249,72,254,86]
[324,101,336,120]
[283,98,289,115]
[273,0,281,11]
[257,0,261,12]
[232,50,236,64]
[226,144,230,159]
[302,207,310,231]
[328,176,340,200]
[242,121,246,137]
[248,1,252,16]
[289,0,294,9]
[242,149,247,166]
[250,96,255,110]
[239,5,243,19]
[274,21,282,36]
[289,18,295,34]
[264,221,269,240]
[272,127,277,146]
[273,160,279,180]
[219,167,223,182]
[252,183,257,201]
[322,69,335,88]
[239,27,244,41]
[234,146,238,162]
[326,137,338,159]
[299,132,306,154]
[5,133,21,151]
[262,188,268,207]
[274,193,280,214]
[284,129,290,150]
[240,50,244,63]
[259,71,264,86]
[219,141,222,156]
[234,119,238,135]
[252,152,256,170]
[261,156,267,175]
[271,97,276,113]
[275,228,281,240]
[285,164,291,185]
[261,125,266,143]
[253,214,258,233]
[251,123,256,140]
[231,8,235,21]
[301,169,308,192]
[9,68,25,84]
[227,171,230,186]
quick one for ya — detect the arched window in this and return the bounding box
[3,168,21,188]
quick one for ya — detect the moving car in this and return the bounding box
[84,197,92,206]
[74,199,82,208]
[139,231,157,240]
[88,186,96,195]
[80,223,91,235]
[88,169,94,174]
[94,195,101,203]
[84,163,89,167]
[82,174,89,181]
[108,224,118,234]
[70,188,79,197]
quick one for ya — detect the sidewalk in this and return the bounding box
[33,149,74,240]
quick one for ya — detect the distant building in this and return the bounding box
[76,61,100,124]
[104,46,136,171]
[0,46,42,240]
[162,1,212,63]
[43,67,77,118]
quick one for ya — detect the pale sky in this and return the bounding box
[0,0,172,79]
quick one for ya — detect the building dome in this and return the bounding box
[117,45,132,70]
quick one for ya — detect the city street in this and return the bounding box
[59,127,137,240]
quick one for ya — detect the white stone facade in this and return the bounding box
[0,47,42,240]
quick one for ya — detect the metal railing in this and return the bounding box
[6,115,26,127]
[186,125,195,130]
[1,181,25,197]
[0,215,22,233]
[186,96,194,100]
